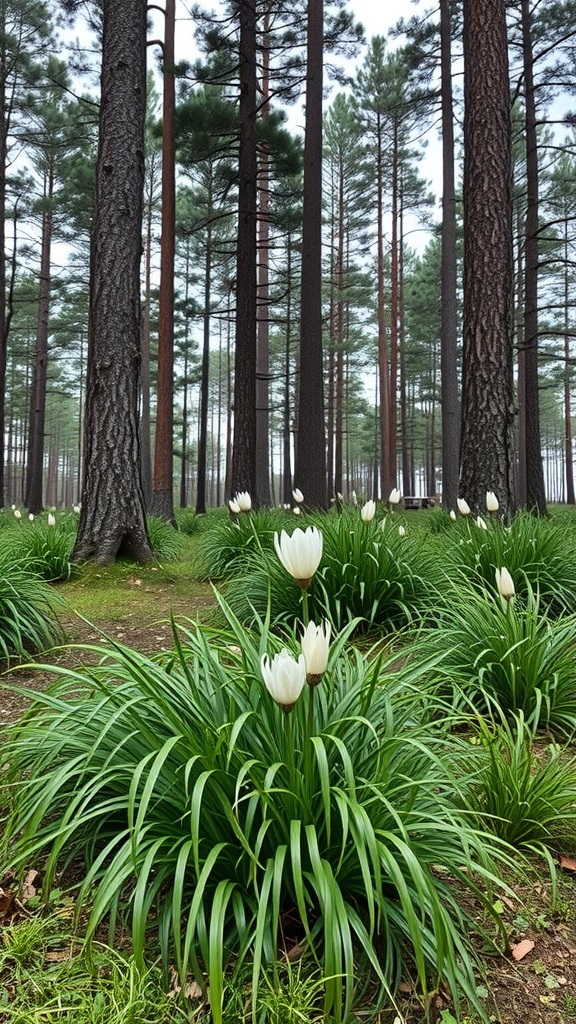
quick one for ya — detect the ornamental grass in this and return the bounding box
[2,594,512,1023]
[407,573,576,737]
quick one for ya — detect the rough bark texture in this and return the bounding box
[519,0,546,514]
[459,0,516,517]
[25,166,53,514]
[439,0,460,512]
[151,0,176,523]
[231,0,258,501]
[294,0,327,509]
[72,0,152,566]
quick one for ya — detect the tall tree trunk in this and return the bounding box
[25,164,54,514]
[377,127,391,500]
[0,72,7,507]
[72,0,152,565]
[151,0,176,522]
[389,120,399,489]
[282,236,293,504]
[196,218,212,514]
[140,169,154,507]
[255,5,272,505]
[294,0,327,508]
[519,0,546,514]
[231,0,258,500]
[439,0,460,511]
[563,218,574,504]
[460,0,516,517]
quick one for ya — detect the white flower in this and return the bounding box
[228,498,241,514]
[234,491,252,512]
[292,488,304,504]
[301,620,331,683]
[476,515,487,530]
[495,566,515,601]
[486,490,499,512]
[274,526,323,587]
[351,490,358,506]
[73,504,81,514]
[449,509,457,521]
[13,508,21,520]
[28,513,34,522]
[457,498,471,516]
[336,492,343,501]
[398,524,406,537]
[47,513,56,528]
[388,487,401,505]
[292,506,301,515]
[361,499,376,523]
[261,650,306,711]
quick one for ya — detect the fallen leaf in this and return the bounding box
[559,855,576,872]
[22,869,38,901]
[512,939,535,961]
[184,978,203,999]
[45,950,71,963]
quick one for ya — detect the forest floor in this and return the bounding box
[1,556,576,1024]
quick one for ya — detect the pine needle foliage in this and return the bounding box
[3,596,510,1024]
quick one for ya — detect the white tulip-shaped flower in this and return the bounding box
[261,650,307,712]
[388,487,401,505]
[301,620,331,684]
[274,526,323,587]
[486,490,499,512]
[13,508,21,520]
[476,515,487,530]
[457,498,471,516]
[292,488,304,504]
[449,509,457,522]
[28,513,34,522]
[361,499,376,523]
[293,506,301,515]
[228,498,241,514]
[47,513,56,528]
[398,524,406,537]
[234,491,252,512]
[73,504,81,514]
[495,566,515,601]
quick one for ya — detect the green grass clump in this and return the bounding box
[462,712,576,855]
[145,516,186,562]
[0,918,190,1024]
[408,575,576,737]
[192,506,294,581]
[441,510,576,616]
[0,553,63,662]
[221,507,435,637]
[0,513,78,582]
[2,596,510,1024]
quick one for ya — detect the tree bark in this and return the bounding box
[151,0,176,523]
[231,0,258,501]
[439,0,460,511]
[519,0,546,514]
[294,0,327,509]
[72,0,152,566]
[460,0,516,517]
[25,163,54,514]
